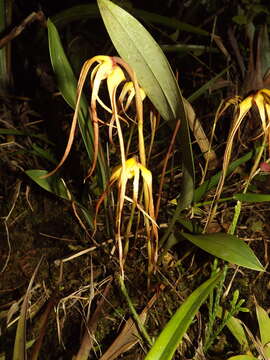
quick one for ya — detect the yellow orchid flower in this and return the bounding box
[42,53,156,281]
[43,55,127,180]
[118,81,146,113]
[87,56,126,180]
[96,157,156,226]
[206,88,270,229]
[95,156,158,276]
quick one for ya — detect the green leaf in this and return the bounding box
[232,15,249,25]
[256,304,270,357]
[51,4,99,28]
[26,169,94,229]
[98,0,185,122]
[133,9,209,37]
[25,170,70,200]
[217,307,249,350]
[145,272,222,360]
[0,128,53,145]
[234,193,270,202]
[47,18,85,111]
[51,4,209,36]
[194,150,254,203]
[181,232,264,271]
[226,356,258,360]
[187,67,230,103]
[226,316,249,350]
[31,143,57,164]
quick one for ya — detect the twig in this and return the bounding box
[0,11,45,49]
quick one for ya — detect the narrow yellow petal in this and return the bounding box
[261,88,270,100]
[107,66,126,99]
[238,95,253,120]
[138,163,153,188]
[118,81,146,112]
[254,92,266,131]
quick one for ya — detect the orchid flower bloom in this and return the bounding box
[86,56,126,180]
[118,81,146,113]
[207,88,270,229]
[96,156,156,228]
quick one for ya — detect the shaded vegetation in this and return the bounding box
[1,0,270,359]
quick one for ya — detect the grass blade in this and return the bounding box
[51,4,209,36]
[145,272,222,360]
[256,304,270,357]
[234,193,270,202]
[13,257,43,360]
[194,150,254,203]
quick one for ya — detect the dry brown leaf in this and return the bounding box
[184,98,217,169]
[99,288,162,360]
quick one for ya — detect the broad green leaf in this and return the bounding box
[26,170,70,200]
[47,19,107,188]
[47,19,85,112]
[234,193,270,202]
[256,304,270,357]
[145,272,222,360]
[26,170,94,228]
[226,356,258,360]
[181,232,264,271]
[98,0,186,122]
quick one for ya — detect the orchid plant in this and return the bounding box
[44,54,158,280]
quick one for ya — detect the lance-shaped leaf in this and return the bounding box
[26,170,70,200]
[26,170,94,228]
[145,272,222,360]
[97,0,185,122]
[182,232,264,271]
[256,304,270,358]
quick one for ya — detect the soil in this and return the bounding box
[1,1,270,359]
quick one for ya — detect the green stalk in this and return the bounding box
[118,275,153,347]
